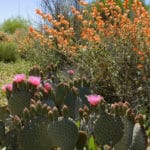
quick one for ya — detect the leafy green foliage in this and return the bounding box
[0,42,17,62]
[88,136,97,150]
[0,17,30,34]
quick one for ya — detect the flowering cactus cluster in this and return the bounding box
[2,74,41,116]
[0,65,149,150]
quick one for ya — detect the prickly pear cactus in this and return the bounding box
[29,66,41,76]
[0,105,9,121]
[18,120,51,150]
[46,63,59,84]
[114,117,134,150]
[4,74,41,116]
[8,90,32,116]
[94,112,124,147]
[48,106,79,150]
[73,77,91,107]
[3,129,18,150]
[76,131,87,150]
[130,123,147,150]
[112,102,148,150]
[55,82,69,107]
[36,82,56,107]
[64,86,79,118]
[15,101,53,150]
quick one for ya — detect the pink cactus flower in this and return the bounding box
[44,83,52,92]
[87,94,103,106]
[13,74,26,83]
[67,69,75,75]
[28,76,41,86]
[2,84,12,92]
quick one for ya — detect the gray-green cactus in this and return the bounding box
[36,82,56,108]
[0,105,9,121]
[130,123,147,150]
[73,77,91,107]
[3,74,41,116]
[63,86,79,118]
[0,120,18,150]
[78,100,148,149]
[55,82,69,107]
[14,101,53,150]
[7,81,38,116]
[112,102,148,150]
[29,65,41,77]
[1,71,148,150]
[8,82,31,116]
[114,117,135,150]
[94,112,124,147]
[48,106,79,150]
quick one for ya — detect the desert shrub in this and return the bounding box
[28,0,150,113]
[12,28,31,59]
[17,29,74,68]
[0,17,30,34]
[0,42,18,62]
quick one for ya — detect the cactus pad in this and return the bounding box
[48,117,79,150]
[8,91,31,115]
[94,112,124,147]
[130,123,147,150]
[18,119,51,150]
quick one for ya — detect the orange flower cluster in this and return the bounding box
[30,10,77,54]
[78,0,88,6]
[29,0,149,71]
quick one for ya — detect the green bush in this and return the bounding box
[0,42,18,62]
[0,17,29,34]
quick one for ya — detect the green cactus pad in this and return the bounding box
[74,78,91,107]
[29,66,41,76]
[64,87,78,118]
[48,117,79,150]
[94,112,124,147]
[4,129,18,150]
[114,118,134,150]
[18,118,52,150]
[130,123,147,150]
[55,83,69,107]
[0,105,9,121]
[8,91,32,115]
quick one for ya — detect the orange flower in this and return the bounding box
[137,51,144,55]
[139,57,145,61]
[29,27,34,33]
[35,9,42,15]
[78,0,88,6]
[123,0,129,9]
[77,15,83,20]
[137,64,144,70]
